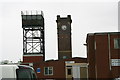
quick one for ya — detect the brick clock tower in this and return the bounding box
[56,15,72,60]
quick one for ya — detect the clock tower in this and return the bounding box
[56,15,72,60]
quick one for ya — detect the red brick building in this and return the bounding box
[22,56,87,79]
[86,32,120,79]
[33,57,87,79]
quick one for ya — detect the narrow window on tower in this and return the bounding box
[114,38,120,49]
[63,56,67,59]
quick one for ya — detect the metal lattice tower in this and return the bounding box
[21,11,45,58]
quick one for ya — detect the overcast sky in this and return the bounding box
[0,0,119,62]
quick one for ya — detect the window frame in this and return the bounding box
[114,38,120,49]
[66,66,72,76]
[44,67,53,76]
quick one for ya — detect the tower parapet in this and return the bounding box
[21,10,44,28]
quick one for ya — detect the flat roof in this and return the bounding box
[87,32,120,35]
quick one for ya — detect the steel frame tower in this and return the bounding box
[21,11,45,61]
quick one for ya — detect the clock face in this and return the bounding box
[61,25,67,30]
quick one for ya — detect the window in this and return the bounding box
[67,68,72,75]
[67,66,72,76]
[114,38,120,49]
[16,68,37,80]
[63,56,67,59]
[44,67,53,75]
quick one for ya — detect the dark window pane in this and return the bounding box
[118,39,120,48]
[45,67,48,75]
[16,69,32,80]
[114,38,120,49]
[49,69,52,75]
[67,69,72,75]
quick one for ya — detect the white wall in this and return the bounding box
[73,65,80,79]
[118,1,120,32]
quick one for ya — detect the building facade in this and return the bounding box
[86,32,120,79]
[33,57,87,79]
